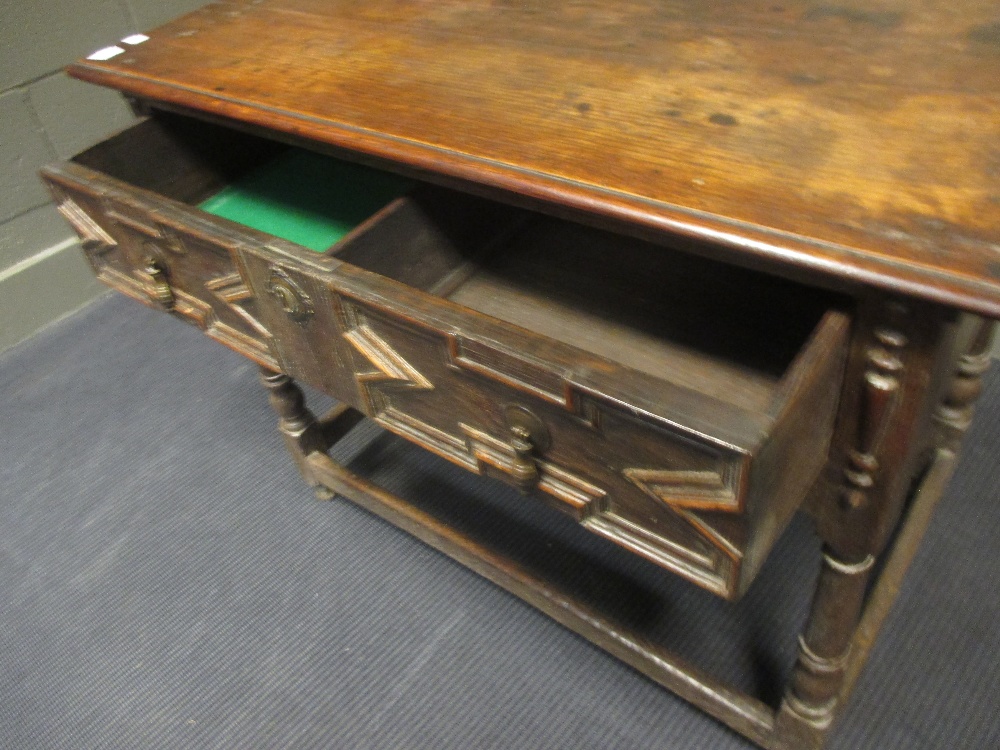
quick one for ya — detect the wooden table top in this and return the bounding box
[69,0,1000,316]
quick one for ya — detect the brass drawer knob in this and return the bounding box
[504,404,550,493]
[144,258,174,309]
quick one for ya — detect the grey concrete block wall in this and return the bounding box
[29,74,136,159]
[0,89,57,221]
[129,0,210,31]
[0,0,209,353]
[0,0,132,92]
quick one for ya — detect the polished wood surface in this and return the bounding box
[68,0,1000,315]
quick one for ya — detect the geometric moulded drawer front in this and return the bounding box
[342,296,845,598]
[50,181,277,370]
[337,300,754,595]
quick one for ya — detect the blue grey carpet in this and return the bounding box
[1,294,998,749]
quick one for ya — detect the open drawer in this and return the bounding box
[42,111,850,599]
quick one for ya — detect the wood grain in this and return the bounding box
[68,0,1000,316]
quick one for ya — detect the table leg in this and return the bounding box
[259,366,331,498]
[778,304,990,748]
[779,549,874,737]
[935,318,995,452]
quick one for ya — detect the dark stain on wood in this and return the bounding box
[788,72,825,86]
[968,21,1000,48]
[709,113,739,127]
[804,6,904,30]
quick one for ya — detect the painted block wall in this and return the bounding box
[0,0,208,352]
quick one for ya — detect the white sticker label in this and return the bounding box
[87,45,125,61]
[121,34,150,45]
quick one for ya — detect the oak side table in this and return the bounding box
[42,2,999,748]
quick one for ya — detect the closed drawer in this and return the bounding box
[42,111,849,599]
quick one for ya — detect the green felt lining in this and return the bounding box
[199,149,412,252]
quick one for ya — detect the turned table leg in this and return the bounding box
[259,366,332,498]
[935,318,995,452]
[776,299,958,747]
[780,549,874,733]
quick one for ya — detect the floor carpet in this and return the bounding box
[1,293,998,749]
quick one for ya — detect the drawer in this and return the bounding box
[40,114,413,370]
[42,112,849,599]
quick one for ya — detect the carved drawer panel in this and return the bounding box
[42,117,281,369]
[332,299,752,592]
[56,185,276,368]
[43,111,849,599]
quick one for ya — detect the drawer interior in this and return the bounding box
[72,112,412,252]
[335,201,836,414]
[71,111,837,414]
[198,149,412,251]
